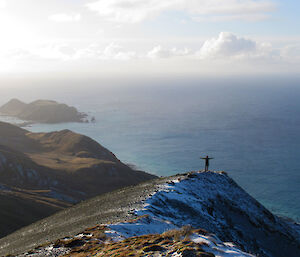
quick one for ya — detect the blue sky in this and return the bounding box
[0,0,299,75]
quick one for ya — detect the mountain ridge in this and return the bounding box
[1,171,299,257]
[0,121,156,238]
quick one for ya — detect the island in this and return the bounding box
[0,98,90,124]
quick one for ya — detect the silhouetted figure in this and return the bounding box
[200,155,214,171]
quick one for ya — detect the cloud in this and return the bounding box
[2,32,299,75]
[3,48,36,60]
[196,32,275,60]
[147,45,191,59]
[74,43,137,61]
[198,32,256,58]
[145,32,279,62]
[19,43,78,61]
[86,0,170,23]
[281,45,300,62]
[49,13,81,22]
[101,42,136,60]
[86,0,276,23]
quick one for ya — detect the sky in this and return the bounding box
[0,0,299,76]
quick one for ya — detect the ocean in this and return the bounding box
[0,75,299,222]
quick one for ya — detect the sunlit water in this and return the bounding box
[0,75,299,222]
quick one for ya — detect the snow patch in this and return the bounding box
[107,171,297,257]
[109,215,176,239]
[192,234,254,257]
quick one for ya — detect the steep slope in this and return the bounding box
[1,171,299,257]
[0,122,155,195]
[0,99,87,123]
[0,121,40,152]
[133,172,300,256]
[0,187,72,239]
[0,121,156,238]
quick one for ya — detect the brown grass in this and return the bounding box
[28,152,114,172]
[60,223,215,257]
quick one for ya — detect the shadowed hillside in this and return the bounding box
[0,121,156,238]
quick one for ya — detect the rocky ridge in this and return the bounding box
[1,171,299,257]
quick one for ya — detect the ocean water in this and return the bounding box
[0,75,299,222]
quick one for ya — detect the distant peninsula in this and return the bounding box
[0,98,90,124]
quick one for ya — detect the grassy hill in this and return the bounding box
[0,121,156,238]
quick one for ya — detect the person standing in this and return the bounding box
[200,155,214,171]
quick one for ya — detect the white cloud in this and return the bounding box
[21,43,78,61]
[196,32,276,60]
[102,42,136,60]
[281,45,300,62]
[74,43,137,61]
[49,13,81,22]
[2,48,36,60]
[147,45,191,59]
[198,32,256,58]
[1,32,299,75]
[144,32,279,62]
[86,0,170,23]
[86,0,276,23]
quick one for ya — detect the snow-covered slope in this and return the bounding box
[107,171,299,257]
[12,171,300,257]
[18,219,254,257]
[108,216,254,257]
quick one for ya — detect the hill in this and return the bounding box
[1,171,299,257]
[0,121,156,238]
[0,99,88,123]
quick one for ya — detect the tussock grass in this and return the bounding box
[60,224,215,257]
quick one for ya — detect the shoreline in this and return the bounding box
[0,115,299,223]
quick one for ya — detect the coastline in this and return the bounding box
[0,113,299,223]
